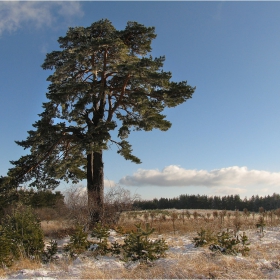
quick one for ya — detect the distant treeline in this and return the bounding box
[0,188,64,209]
[133,193,280,212]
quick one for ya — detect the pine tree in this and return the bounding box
[6,19,195,224]
[0,225,13,266]
[64,226,89,257]
[3,204,44,258]
[122,223,168,262]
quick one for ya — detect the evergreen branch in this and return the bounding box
[16,136,65,180]
[111,74,131,114]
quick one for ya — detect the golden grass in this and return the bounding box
[2,209,280,279]
[0,257,42,278]
[79,252,264,279]
[41,219,76,238]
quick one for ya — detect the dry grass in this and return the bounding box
[79,252,264,279]
[0,258,42,278]
[41,219,76,238]
[2,209,280,279]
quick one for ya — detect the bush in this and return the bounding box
[90,222,110,256]
[0,225,13,266]
[42,240,58,263]
[193,228,216,247]
[256,216,266,237]
[194,227,250,256]
[122,223,168,262]
[2,204,44,259]
[64,226,89,257]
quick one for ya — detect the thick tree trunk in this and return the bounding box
[87,150,104,225]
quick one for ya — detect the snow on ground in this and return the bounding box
[3,227,280,279]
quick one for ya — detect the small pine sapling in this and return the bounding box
[122,223,168,262]
[143,212,149,223]
[216,229,240,255]
[256,216,266,237]
[3,204,44,259]
[193,211,198,220]
[64,226,89,257]
[268,211,274,225]
[193,228,216,247]
[239,232,250,256]
[157,214,165,234]
[170,212,178,235]
[208,229,250,256]
[227,212,231,221]
[42,240,58,263]
[213,211,218,219]
[91,222,110,242]
[181,210,185,224]
[0,225,13,267]
[243,208,250,221]
[149,212,156,227]
[233,217,242,237]
[90,222,110,255]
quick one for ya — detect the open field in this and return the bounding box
[2,209,280,279]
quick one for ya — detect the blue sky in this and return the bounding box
[1,1,280,200]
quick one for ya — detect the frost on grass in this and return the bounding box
[2,225,280,279]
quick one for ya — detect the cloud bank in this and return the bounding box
[119,166,280,188]
[104,179,116,188]
[0,2,83,34]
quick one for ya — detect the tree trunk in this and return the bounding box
[87,150,104,226]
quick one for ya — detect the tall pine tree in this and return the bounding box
[6,20,195,224]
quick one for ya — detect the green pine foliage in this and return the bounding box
[194,228,250,256]
[256,216,266,236]
[239,232,250,256]
[122,223,168,262]
[2,204,44,259]
[64,226,89,257]
[91,222,110,242]
[0,225,13,267]
[42,240,58,263]
[62,222,168,262]
[216,229,240,255]
[6,19,195,224]
[90,222,110,256]
[193,228,216,247]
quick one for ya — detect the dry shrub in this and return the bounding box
[103,186,140,226]
[63,185,140,228]
[63,185,89,227]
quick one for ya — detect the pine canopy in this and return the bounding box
[7,19,195,191]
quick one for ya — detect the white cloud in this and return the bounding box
[0,2,83,35]
[104,179,116,188]
[119,165,280,188]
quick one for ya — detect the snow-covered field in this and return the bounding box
[3,226,280,279]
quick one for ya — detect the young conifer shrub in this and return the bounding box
[0,225,13,266]
[256,216,266,237]
[122,223,168,262]
[64,226,89,257]
[193,228,216,247]
[90,222,110,255]
[239,232,250,256]
[3,204,44,259]
[209,229,250,256]
[216,229,240,255]
[170,212,178,235]
[42,240,58,263]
